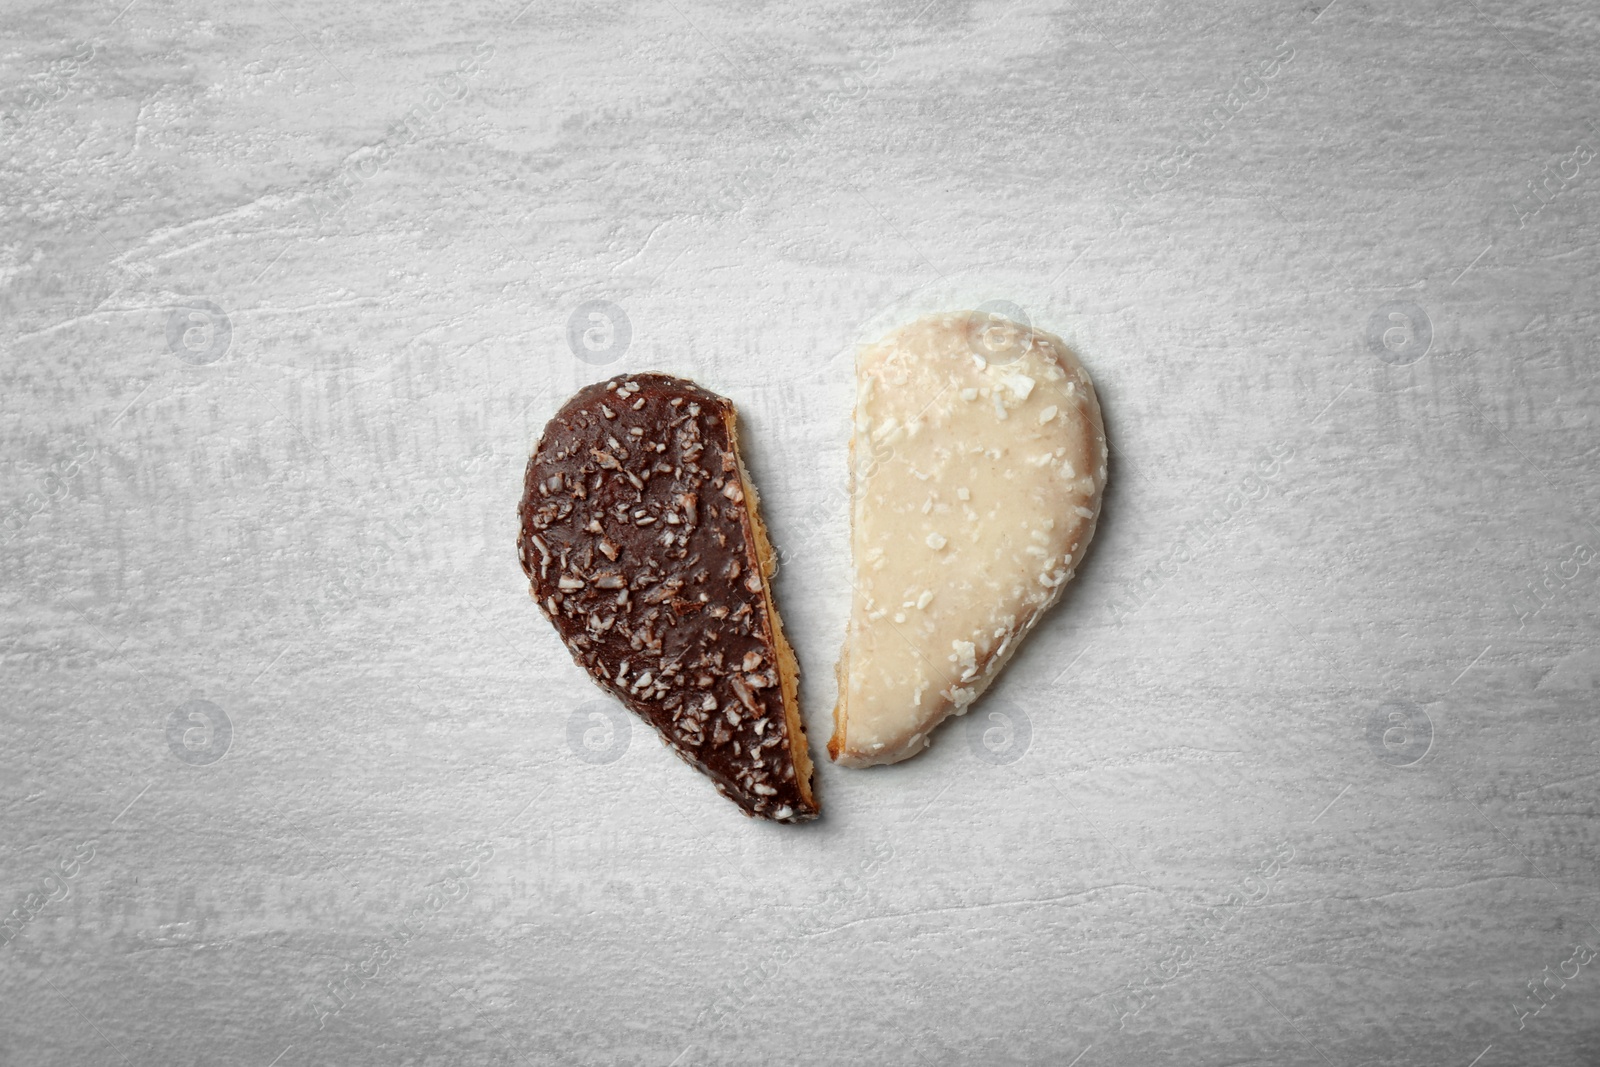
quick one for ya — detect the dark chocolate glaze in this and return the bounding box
[517,373,817,822]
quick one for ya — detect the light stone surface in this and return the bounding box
[3,1,1600,1065]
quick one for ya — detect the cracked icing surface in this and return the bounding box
[829,311,1107,767]
[518,373,817,821]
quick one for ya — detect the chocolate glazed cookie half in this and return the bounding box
[518,373,818,822]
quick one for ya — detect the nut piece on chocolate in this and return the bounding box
[518,373,818,822]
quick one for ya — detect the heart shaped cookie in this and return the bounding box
[519,374,818,821]
[829,311,1107,766]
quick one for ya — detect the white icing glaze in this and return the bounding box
[830,311,1107,767]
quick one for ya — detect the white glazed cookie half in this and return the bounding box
[828,310,1107,767]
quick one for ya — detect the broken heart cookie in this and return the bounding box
[519,373,818,822]
[830,311,1107,767]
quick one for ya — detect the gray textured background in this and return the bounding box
[4,0,1599,1064]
